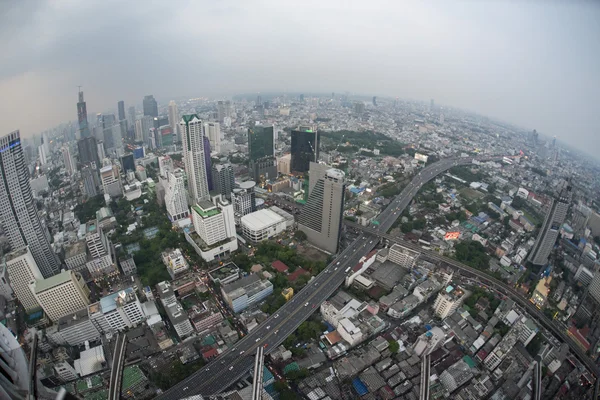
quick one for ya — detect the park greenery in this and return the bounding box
[319,130,407,157]
[147,359,205,390]
[73,195,106,222]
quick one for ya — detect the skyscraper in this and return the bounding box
[248,125,276,182]
[62,146,75,176]
[180,114,210,203]
[212,163,235,199]
[4,247,43,312]
[291,126,319,174]
[204,122,221,154]
[143,95,158,117]
[203,136,213,191]
[127,106,136,128]
[77,136,100,167]
[248,125,274,161]
[217,100,232,123]
[77,90,90,138]
[168,100,180,142]
[0,320,30,400]
[528,181,572,266]
[0,132,60,278]
[118,100,126,121]
[298,168,345,254]
[164,170,189,223]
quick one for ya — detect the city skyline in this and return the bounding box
[1,1,599,156]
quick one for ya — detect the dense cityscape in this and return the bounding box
[0,89,599,400]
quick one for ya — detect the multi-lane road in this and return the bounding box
[108,333,128,400]
[157,157,489,398]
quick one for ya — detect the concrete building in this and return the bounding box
[413,327,446,356]
[88,288,145,333]
[161,248,189,279]
[0,131,60,278]
[277,154,291,175]
[204,122,221,154]
[100,164,122,198]
[530,276,552,308]
[164,170,189,223]
[189,300,224,333]
[165,302,194,339]
[221,274,273,313]
[4,247,43,312]
[62,146,76,176]
[168,101,180,142]
[54,361,78,382]
[232,181,256,223]
[30,270,90,322]
[483,325,520,371]
[212,163,235,199]
[528,182,572,265]
[47,309,101,347]
[85,220,109,258]
[63,241,88,271]
[180,114,210,203]
[241,209,287,243]
[387,244,420,269]
[298,168,345,254]
[119,257,137,276]
[439,357,476,394]
[433,285,469,319]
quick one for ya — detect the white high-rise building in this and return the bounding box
[38,144,48,165]
[168,100,180,142]
[88,288,145,333]
[135,116,153,145]
[62,146,76,176]
[158,155,174,178]
[204,122,221,154]
[180,115,210,203]
[0,322,30,399]
[4,247,43,313]
[165,170,189,223]
[85,220,109,258]
[0,131,60,277]
[30,270,90,322]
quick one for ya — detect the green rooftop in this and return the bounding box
[181,114,200,124]
[83,389,108,400]
[34,270,73,294]
[192,204,220,218]
[462,355,476,368]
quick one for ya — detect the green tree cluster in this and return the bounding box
[454,240,490,270]
[147,359,205,390]
[388,340,400,353]
[74,195,105,222]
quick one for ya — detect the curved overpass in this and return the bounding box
[157,156,508,398]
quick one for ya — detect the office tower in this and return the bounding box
[121,154,135,173]
[217,100,232,123]
[30,270,90,322]
[204,122,221,154]
[97,141,106,161]
[153,115,169,130]
[164,170,189,223]
[81,165,99,197]
[143,95,158,117]
[291,125,319,174]
[0,321,30,400]
[232,181,256,223]
[102,113,117,129]
[203,136,213,191]
[62,146,75,176]
[248,125,274,161]
[4,247,42,312]
[430,99,435,111]
[250,157,277,183]
[77,136,100,168]
[308,161,330,196]
[160,125,174,147]
[528,182,572,265]
[212,163,235,198]
[180,114,210,203]
[256,94,262,106]
[38,144,48,165]
[372,96,377,106]
[127,106,136,128]
[149,128,159,149]
[168,100,180,142]
[0,132,60,277]
[135,115,153,145]
[100,164,122,198]
[118,100,126,121]
[277,154,291,175]
[298,168,345,254]
[353,102,365,116]
[77,90,91,138]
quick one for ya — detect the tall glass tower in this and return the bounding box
[0,131,60,278]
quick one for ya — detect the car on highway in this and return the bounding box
[229,366,234,371]
[304,302,309,307]
[256,338,260,342]
[274,313,279,318]
[239,350,244,355]
[266,325,270,330]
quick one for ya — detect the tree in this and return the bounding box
[401,222,413,233]
[388,340,399,354]
[293,230,307,242]
[454,240,490,270]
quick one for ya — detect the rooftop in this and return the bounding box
[5,246,29,262]
[192,202,220,218]
[65,240,87,259]
[241,209,284,230]
[98,287,135,314]
[34,270,74,294]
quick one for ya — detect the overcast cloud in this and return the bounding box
[1,0,599,155]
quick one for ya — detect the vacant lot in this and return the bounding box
[296,243,329,263]
[459,187,485,201]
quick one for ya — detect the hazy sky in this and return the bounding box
[1,1,599,155]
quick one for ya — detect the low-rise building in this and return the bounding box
[46,309,101,347]
[119,257,137,276]
[161,248,189,279]
[189,300,223,333]
[88,288,145,333]
[165,302,194,339]
[241,209,287,243]
[530,276,552,308]
[64,241,87,271]
[221,274,273,313]
[208,263,240,285]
